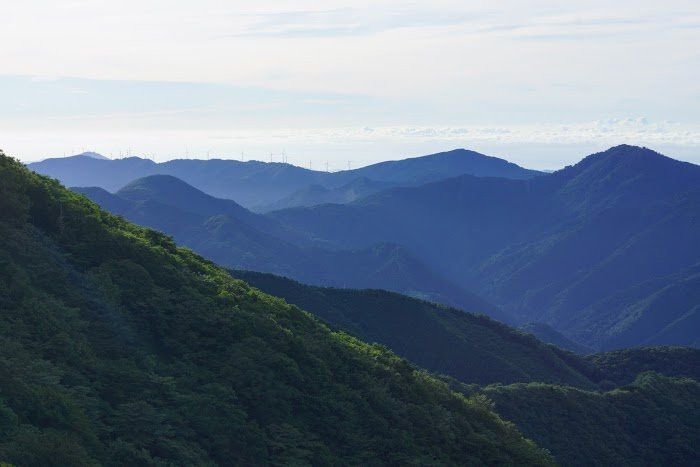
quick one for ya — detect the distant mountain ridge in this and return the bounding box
[350,148,541,183]
[259,177,397,212]
[73,174,509,322]
[519,322,593,354]
[79,151,110,160]
[269,145,700,350]
[30,148,542,210]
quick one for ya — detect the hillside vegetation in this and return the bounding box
[0,151,552,465]
[232,270,700,387]
[484,373,700,466]
[232,270,700,464]
[230,270,595,387]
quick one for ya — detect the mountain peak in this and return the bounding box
[115,174,265,225]
[551,145,700,211]
[352,148,542,183]
[117,174,209,201]
[596,144,664,159]
[78,151,109,160]
[561,145,698,178]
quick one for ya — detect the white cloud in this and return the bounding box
[3,119,698,168]
[1,1,698,100]
[1,1,698,165]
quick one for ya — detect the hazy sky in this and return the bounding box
[1,0,699,169]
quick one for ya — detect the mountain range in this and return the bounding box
[269,145,700,350]
[29,148,542,210]
[4,149,700,465]
[0,150,555,465]
[30,145,700,351]
[72,175,508,323]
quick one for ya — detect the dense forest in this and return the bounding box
[232,270,700,386]
[0,151,552,465]
[232,270,700,465]
[230,270,599,387]
[483,373,700,466]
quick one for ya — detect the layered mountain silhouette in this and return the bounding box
[1,150,556,465]
[74,175,507,322]
[258,177,397,212]
[269,145,700,350]
[519,322,593,354]
[7,148,700,465]
[31,145,700,350]
[30,148,541,210]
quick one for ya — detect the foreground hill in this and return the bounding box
[270,146,700,350]
[0,151,551,465]
[29,148,541,210]
[484,373,700,466]
[74,175,509,323]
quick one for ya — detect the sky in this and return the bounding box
[1,0,699,169]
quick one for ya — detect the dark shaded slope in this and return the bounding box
[586,346,700,386]
[230,271,700,387]
[476,148,700,327]
[568,260,700,349]
[269,173,542,270]
[259,177,396,212]
[485,373,700,466]
[519,323,593,354]
[0,151,553,465]
[230,270,595,387]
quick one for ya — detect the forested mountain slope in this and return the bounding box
[0,151,552,465]
[232,270,700,387]
[230,270,596,387]
[232,269,700,464]
[483,373,700,466]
